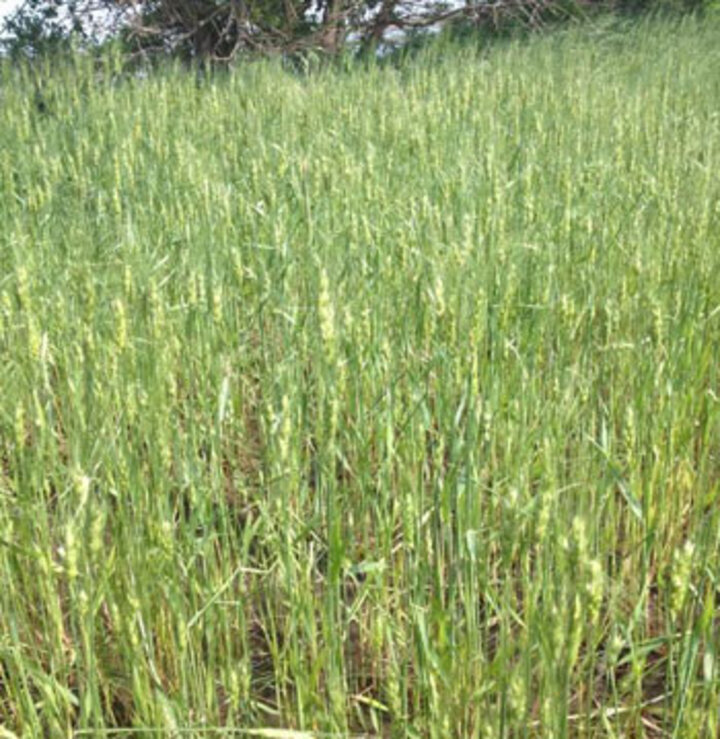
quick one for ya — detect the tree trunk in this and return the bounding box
[320,0,346,53]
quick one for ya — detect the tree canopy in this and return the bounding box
[1,0,712,60]
[0,0,587,60]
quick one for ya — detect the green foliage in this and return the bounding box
[0,0,76,59]
[1,0,365,60]
[1,17,720,735]
[2,0,717,63]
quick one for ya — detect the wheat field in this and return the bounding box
[1,17,720,736]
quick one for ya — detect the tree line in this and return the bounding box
[1,0,712,61]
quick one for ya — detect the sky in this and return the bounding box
[0,0,23,22]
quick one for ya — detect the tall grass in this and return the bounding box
[1,17,720,736]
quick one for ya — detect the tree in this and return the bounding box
[3,0,664,62]
[0,0,355,58]
[0,0,130,57]
[119,0,406,59]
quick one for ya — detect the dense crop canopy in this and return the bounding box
[1,18,720,736]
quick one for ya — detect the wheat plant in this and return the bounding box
[1,17,720,737]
